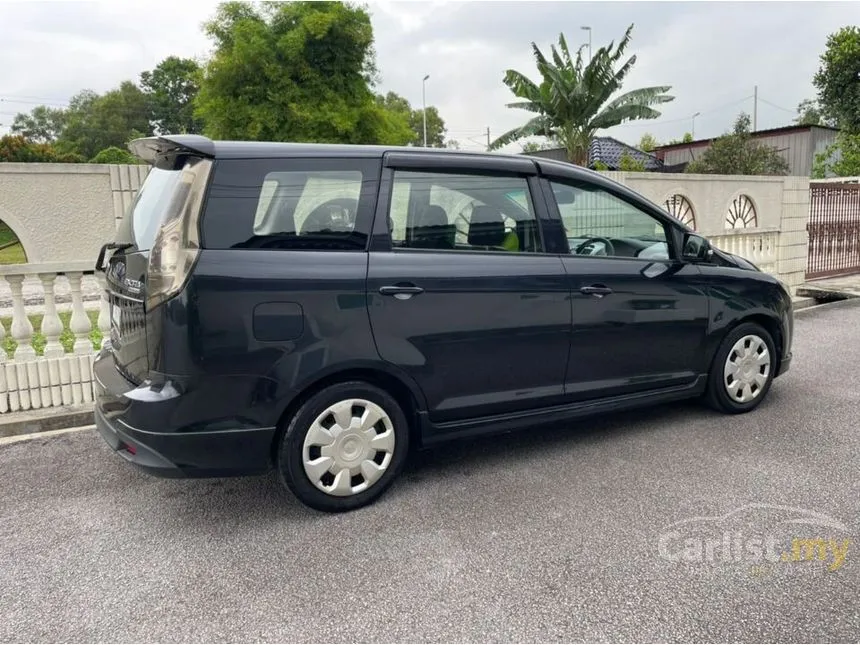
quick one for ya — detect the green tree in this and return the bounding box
[685,113,789,176]
[488,25,673,164]
[58,83,152,159]
[10,105,68,143]
[814,26,860,131]
[140,56,204,135]
[668,132,693,145]
[618,151,646,171]
[410,107,447,147]
[812,132,860,178]
[375,92,417,145]
[0,135,84,163]
[196,1,413,145]
[794,98,836,127]
[638,132,658,152]
[375,92,449,147]
[90,146,142,164]
[520,140,556,153]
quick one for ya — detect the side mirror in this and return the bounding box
[682,232,712,262]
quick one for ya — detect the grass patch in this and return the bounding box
[0,242,27,264]
[0,222,18,247]
[0,310,102,356]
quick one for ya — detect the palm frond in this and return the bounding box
[558,32,573,68]
[531,42,550,69]
[502,70,541,101]
[591,103,668,129]
[608,24,635,65]
[505,101,544,113]
[600,86,674,113]
[488,116,553,150]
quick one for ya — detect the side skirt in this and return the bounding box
[418,375,708,446]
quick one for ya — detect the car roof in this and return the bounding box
[130,133,530,162]
[128,134,659,207]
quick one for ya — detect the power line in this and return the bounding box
[757,96,795,114]
[0,96,70,109]
[607,94,755,130]
[0,93,71,104]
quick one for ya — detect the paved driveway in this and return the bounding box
[2,301,859,643]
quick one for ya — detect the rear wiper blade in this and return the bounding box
[95,242,133,273]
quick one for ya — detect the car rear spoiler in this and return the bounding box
[128,135,216,164]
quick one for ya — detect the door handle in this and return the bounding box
[379,285,424,299]
[580,284,613,297]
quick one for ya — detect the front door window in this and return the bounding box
[550,180,670,261]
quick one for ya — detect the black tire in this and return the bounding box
[704,322,777,414]
[277,381,410,512]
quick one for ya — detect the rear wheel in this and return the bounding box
[705,322,776,414]
[277,381,410,512]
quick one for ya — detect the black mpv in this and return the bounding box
[94,135,793,512]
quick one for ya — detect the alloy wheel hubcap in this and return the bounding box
[723,334,771,403]
[302,399,396,497]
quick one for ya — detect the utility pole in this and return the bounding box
[486,127,490,150]
[753,85,758,132]
[422,74,430,147]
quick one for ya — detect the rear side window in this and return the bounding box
[387,170,543,253]
[202,158,380,250]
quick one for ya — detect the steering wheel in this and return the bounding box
[574,236,616,256]
[300,198,359,235]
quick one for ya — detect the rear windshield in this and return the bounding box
[119,159,201,251]
[125,167,186,251]
[201,158,379,251]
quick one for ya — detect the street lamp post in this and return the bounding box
[581,26,592,62]
[422,74,430,147]
[691,112,701,139]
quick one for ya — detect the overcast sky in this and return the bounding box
[0,1,855,152]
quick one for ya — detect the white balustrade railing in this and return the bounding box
[0,261,106,414]
[709,228,779,274]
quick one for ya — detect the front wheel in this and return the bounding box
[705,322,777,414]
[277,381,410,512]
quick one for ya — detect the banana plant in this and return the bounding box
[490,25,674,166]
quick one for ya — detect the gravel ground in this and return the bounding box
[1,300,859,643]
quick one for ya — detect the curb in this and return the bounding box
[794,297,860,317]
[0,405,95,439]
[0,424,94,446]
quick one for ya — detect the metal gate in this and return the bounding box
[806,182,860,279]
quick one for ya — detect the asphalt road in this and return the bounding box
[2,300,860,643]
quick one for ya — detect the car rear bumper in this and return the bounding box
[93,350,276,479]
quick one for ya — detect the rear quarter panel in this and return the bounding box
[148,249,396,430]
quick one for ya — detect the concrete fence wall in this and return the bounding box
[0,163,148,264]
[599,171,810,289]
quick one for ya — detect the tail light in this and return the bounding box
[146,159,212,310]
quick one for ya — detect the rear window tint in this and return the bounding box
[201,158,380,251]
